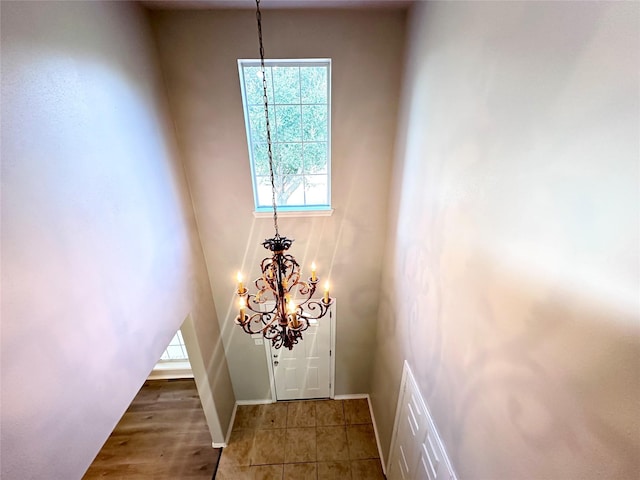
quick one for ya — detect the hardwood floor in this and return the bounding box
[83,379,221,479]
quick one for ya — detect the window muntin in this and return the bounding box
[238,59,331,212]
[160,331,188,361]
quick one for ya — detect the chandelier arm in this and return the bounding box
[244,293,276,314]
[236,312,266,333]
[283,323,307,349]
[266,326,285,349]
[289,317,309,332]
[292,280,314,297]
[279,254,300,289]
[298,299,333,320]
[236,310,281,334]
[254,276,277,296]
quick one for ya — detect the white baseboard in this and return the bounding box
[147,369,194,380]
[333,393,386,473]
[236,399,274,405]
[333,393,368,400]
[212,441,227,448]
[366,394,386,475]
[223,399,274,445]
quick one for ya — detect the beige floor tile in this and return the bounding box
[284,427,317,463]
[234,404,262,430]
[350,459,385,479]
[344,399,371,425]
[250,464,284,480]
[283,462,317,480]
[219,428,255,467]
[219,464,283,480]
[257,402,288,429]
[346,424,379,460]
[216,464,253,480]
[316,400,345,426]
[316,426,349,462]
[286,401,317,428]
[317,461,351,480]
[251,429,286,465]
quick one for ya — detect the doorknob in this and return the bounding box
[274,360,279,366]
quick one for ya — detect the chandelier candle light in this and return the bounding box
[234,0,334,350]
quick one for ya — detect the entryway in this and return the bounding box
[216,399,384,479]
[264,303,336,401]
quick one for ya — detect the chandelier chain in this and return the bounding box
[236,0,333,350]
[256,0,279,237]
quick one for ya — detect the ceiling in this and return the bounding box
[140,0,413,9]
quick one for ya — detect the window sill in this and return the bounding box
[148,360,193,380]
[253,208,334,218]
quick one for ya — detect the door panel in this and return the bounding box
[271,315,331,400]
[388,362,457,480]
[390,381,428,479]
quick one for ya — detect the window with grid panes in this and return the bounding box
[238,59,331,211]
[159,331,189,361]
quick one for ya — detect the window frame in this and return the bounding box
[159,330,189,362]
[237,58,332,214]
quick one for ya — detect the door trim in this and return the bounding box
[263,300,336,401]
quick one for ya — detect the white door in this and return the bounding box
[268,309,332,400]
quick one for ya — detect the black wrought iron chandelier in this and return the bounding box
[235,0,334,350]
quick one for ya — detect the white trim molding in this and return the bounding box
[254,208,334,218]
[333,393,368,400]
[147,360,193,380]
[333,393,386,473]
[367,394,387,475]
[387,361,457,479]
[236,399,275,405]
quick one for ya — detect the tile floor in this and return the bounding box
[216,399,386,480]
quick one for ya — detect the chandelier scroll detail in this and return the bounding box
[234,0,334,350]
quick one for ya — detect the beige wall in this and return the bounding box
[150,9,406,399]
[372,1,639,478]
[0,2,234,478]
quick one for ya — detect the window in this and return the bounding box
[238,59,331,212]
[160,331,189,361]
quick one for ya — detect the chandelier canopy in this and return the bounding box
[235,0,333,350]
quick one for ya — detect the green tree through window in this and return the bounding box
[239,59,331,210]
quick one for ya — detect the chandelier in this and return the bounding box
[234,0,334,350]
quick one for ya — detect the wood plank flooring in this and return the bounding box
[83,379,220,479]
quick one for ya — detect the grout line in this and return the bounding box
[221,399,384,478]
[343,399,353,479]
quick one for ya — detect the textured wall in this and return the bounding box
[150,9,406,399]
[1,2,234,478]
[372,1,639,478]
